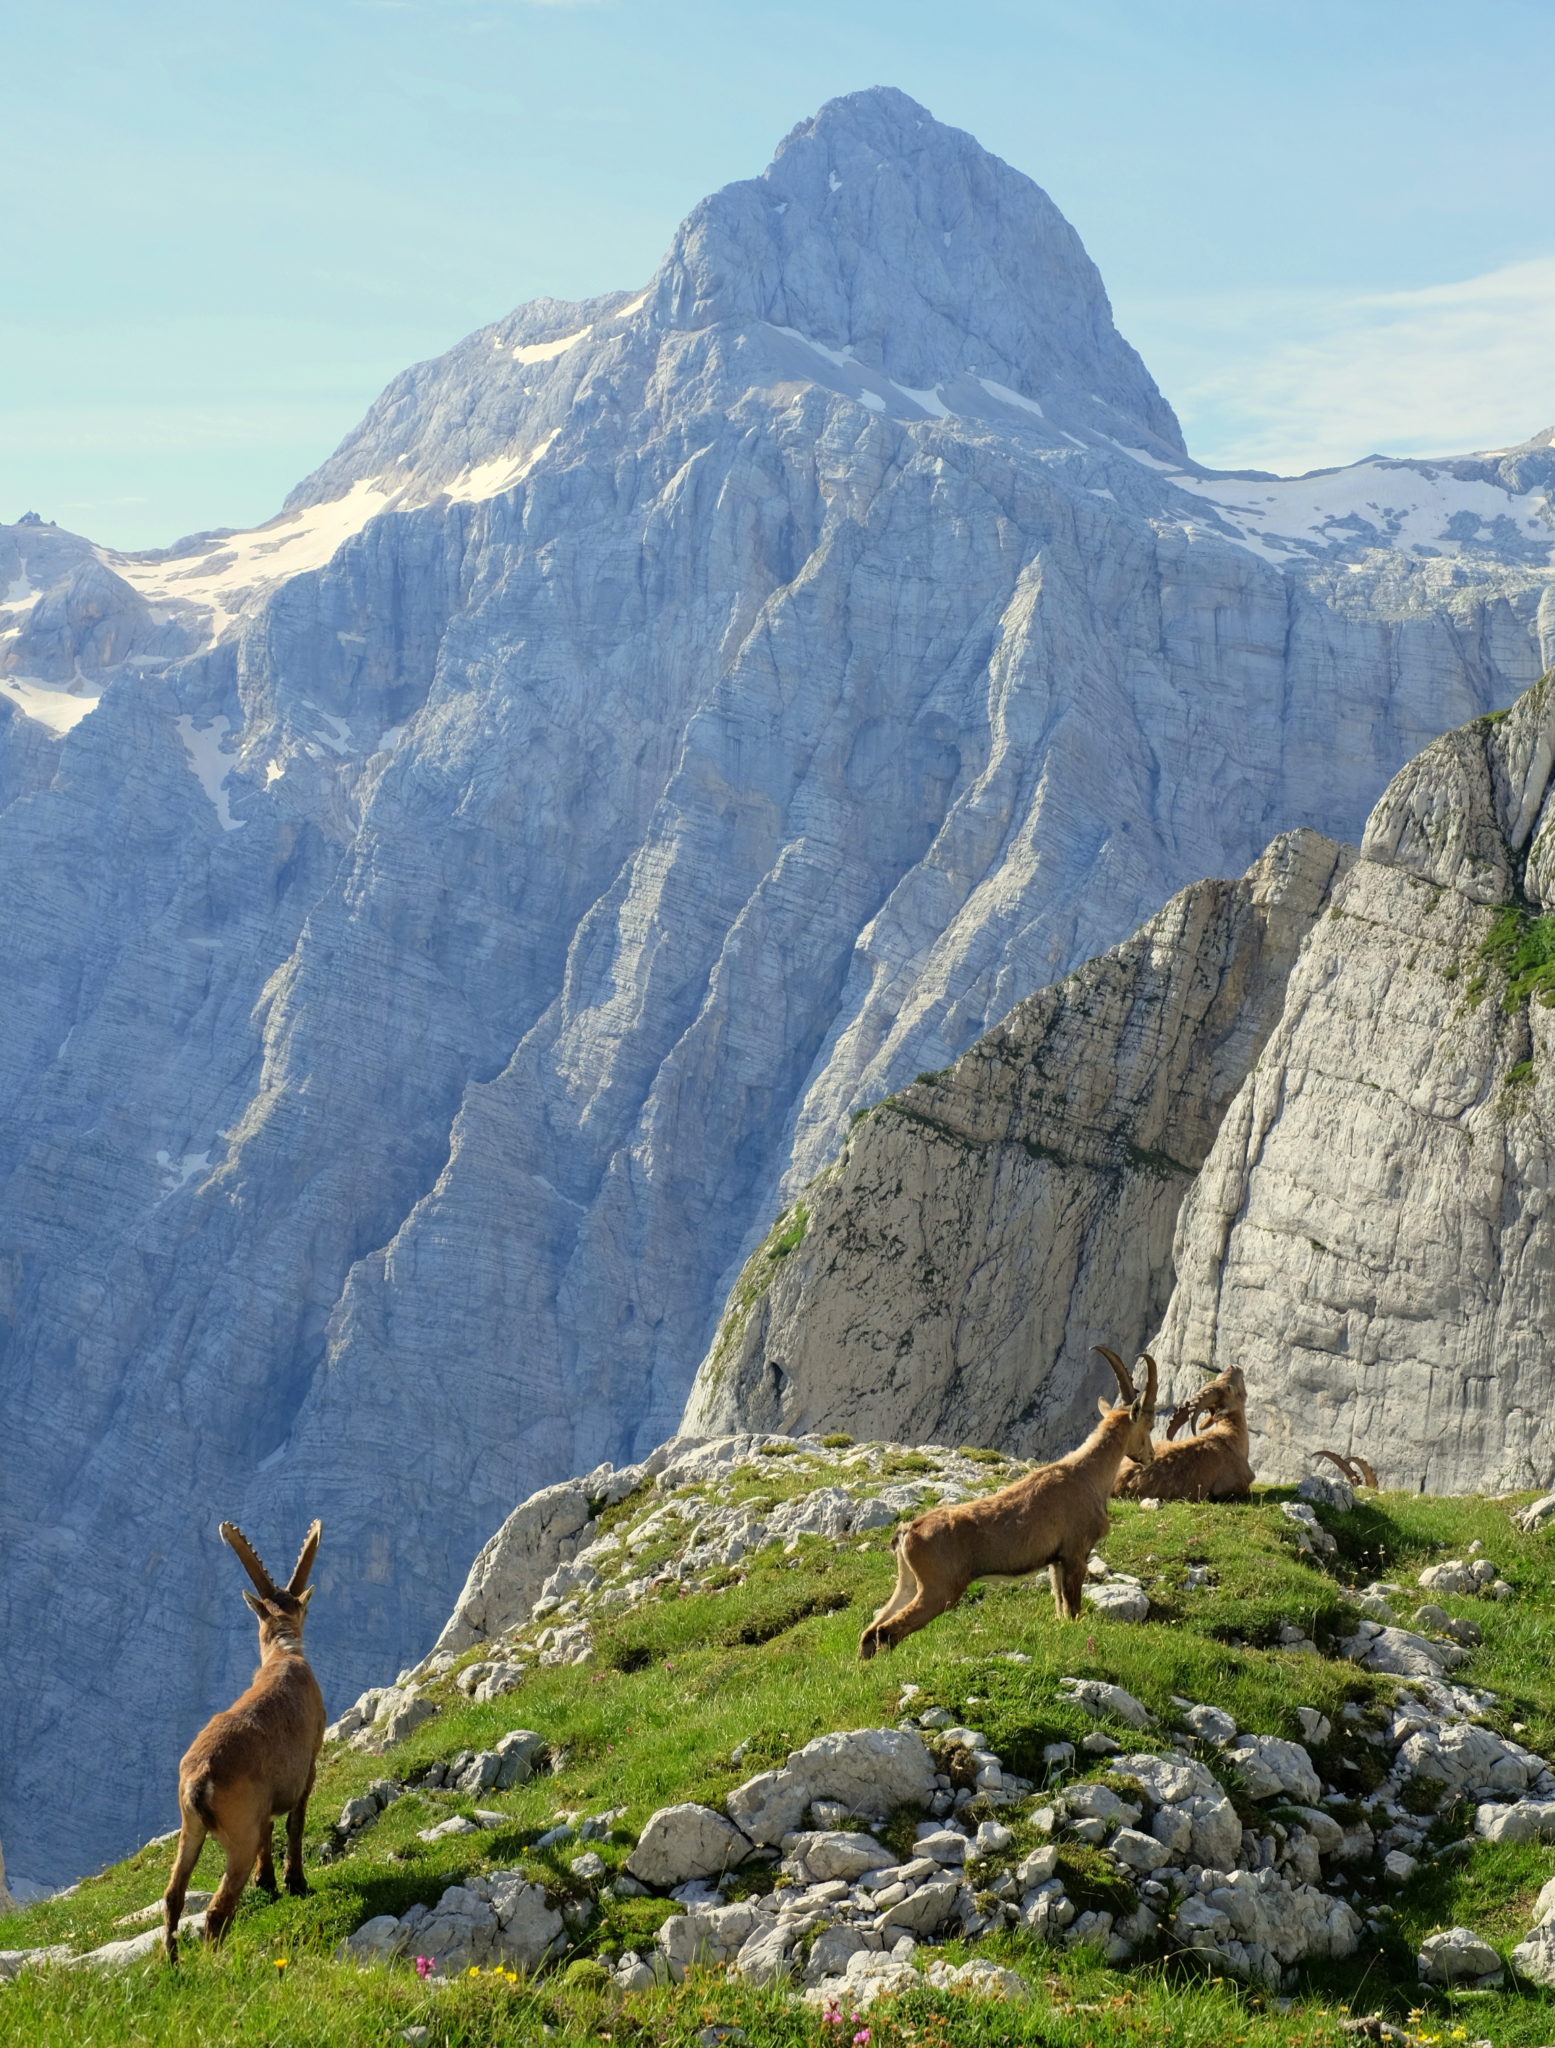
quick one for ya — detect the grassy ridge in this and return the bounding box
[6,1480,1555,2045]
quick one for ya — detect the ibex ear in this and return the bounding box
[242,1590,266,1618]
[1129,1393,1147,1421]
[1097,1397,1111,1417]
[297,1584,315,1611]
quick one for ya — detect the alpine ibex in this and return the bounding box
[163,1520,325,1961]
[1114,1361,1253,1502]
[858,1347,1157,1658]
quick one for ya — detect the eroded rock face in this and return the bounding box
[1155,675,1555,1492]
[684,829,1347,1449]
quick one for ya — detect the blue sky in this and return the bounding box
[5,0,1553,549]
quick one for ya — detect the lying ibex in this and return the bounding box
[1313,1448,1378,1489]
[858,1347,1156,1658]
[1114,1361,1253,1502]
[164,1520,325,1961]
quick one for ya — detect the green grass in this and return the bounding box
[1477,904,1555,1012]
[10,1482,1555,2043]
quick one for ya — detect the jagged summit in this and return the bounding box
[288,87,1183,512]
[655,86,1184,455]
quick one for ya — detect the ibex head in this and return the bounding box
[220,1520,322,1649]
[1165,1362,1246,1439]
[1092,1346,1158,1464]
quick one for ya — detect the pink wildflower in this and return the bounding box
[414,1955,434,1980]
[854,2031,870,2044]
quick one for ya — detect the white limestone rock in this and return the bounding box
[1512,1921,1555,1987]
[1340,1622,1468,1679]
[1058,1678,1154,1729]
[339,1872,564,1973]
[1474,1799,1555,1843]
[1418,1926,1502,1984]
[785,1831,897,1883]
[1084,1582,1150,1622]
[784,1728,937,1816]
[626,1805,753,1888]
[725,1768,811,1847]
[1222,1735,1321,1804]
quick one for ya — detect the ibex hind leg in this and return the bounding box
[866,1579,960,1655]
[1051,1553,1088,1621]
[204,1793,268,1948]
[284,1766,315,1896]
[859,1549,919,1660]
[253,1822,279,1898]
[163,1802,207,1964]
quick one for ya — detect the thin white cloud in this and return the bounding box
[1129,255,1555,476]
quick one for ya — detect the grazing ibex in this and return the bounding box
[1114,1361,1253,1502]
[163,1520,325,1962]
[858,1347,1157,1658]
[1313,1448,1378,1489]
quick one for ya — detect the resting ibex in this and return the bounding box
[1114,1361,1253,1502]
[1313,1449,1378,1489]
[858,1347,1156,1658]
[163,1520,325,1961]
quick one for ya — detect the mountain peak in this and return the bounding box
[656,87,1184,455]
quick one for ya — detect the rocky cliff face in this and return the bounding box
[1157,676,1555,1492]
[683,829,1347,1449]
[691,675,1555,1492]
[1,86,1553,1887]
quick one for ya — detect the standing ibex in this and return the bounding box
[1114,1362,1253,1501]
[858,1347,1157,1658]
[163,1520,325,1961]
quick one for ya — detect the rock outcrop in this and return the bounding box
[689,676,1555,1488]
[1157,675,1555,1490]
[3,84,1554,1886]
[684,829,1346,1448]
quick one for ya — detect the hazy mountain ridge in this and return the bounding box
[0,86,1552,1887]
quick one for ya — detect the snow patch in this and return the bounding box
[897,384,950,420]
[444,431,559,505]
[176,715,244,830]
[0,674,99,734]
[1160,456,1555,566]
[614,290,649,319]
[512,326,592,364]
[978,378,1045,420]
[108,477,397,638]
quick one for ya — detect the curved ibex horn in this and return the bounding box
[1165,1399,1199,1440]
[1092,1345,1136,1404]
[220,1521,279,1598]
[286,1519,323,1596]
[1140,1352,1159,1413]
[1313,1449,1376,1488]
